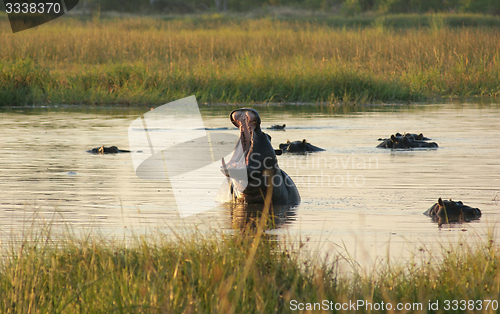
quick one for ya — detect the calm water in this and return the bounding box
[1,103,499,267]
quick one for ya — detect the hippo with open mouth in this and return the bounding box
[424,198,481,226]
[220,108,300,205]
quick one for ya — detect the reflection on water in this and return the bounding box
[222,203,297,230]
[1,102,500,268]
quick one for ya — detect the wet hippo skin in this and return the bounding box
[424,198,481,226]
[221,108,300,205]
[88,146,131,154]
[267,124,286,130]
[377,133,438,149]
[279,139,325,154]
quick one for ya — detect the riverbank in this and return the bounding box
[1,14,499,106]
[1,221,499,313]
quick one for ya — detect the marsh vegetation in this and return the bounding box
[1,217,499,313]
[1,14,499,105]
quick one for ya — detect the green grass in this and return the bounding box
[1,215,499,313]
[280,13,500,28]
[0,15,499,106]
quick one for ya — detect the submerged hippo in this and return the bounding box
[377,133,438,149]
[424,198,481,226]
[268,124,286,130]
[220,108,300,205]
[279,139,325,154]
[379,133,431,141]
[88,146,131,154]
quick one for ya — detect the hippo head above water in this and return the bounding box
[377,133,438,149]
[88,145,131,154]
[424,198,481,226]
[220,108,300,205]
[279,139,325,154]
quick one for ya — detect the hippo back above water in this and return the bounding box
[279,139,325,154]
[87,146,131,154]
[377,133,438,149]
[220,108,300,205]
[424,198,481,226]
[268,124,286,130]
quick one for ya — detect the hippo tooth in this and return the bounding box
[221,157,230,177]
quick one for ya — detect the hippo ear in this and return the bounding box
[438,198,444,206]
[229,108,261,127]
[417,133,424,140]
[302,139,307,143]
[287,140,290,143]
[229,110,237,126]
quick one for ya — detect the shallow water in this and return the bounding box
[1,103,499,267]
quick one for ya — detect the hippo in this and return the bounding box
[379,133,431,141]
[406,133,430,141]
[220,108,300,205]
[267,124,286,130]
[88,145,131,154]
[279,139,325,154]
[377,133,438,149]
[424,198,481,226]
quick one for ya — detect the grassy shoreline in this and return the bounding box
[1,222,499,313]
[1,15,499,106]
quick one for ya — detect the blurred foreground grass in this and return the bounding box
[0,215,499,313]
[0,14,499,106]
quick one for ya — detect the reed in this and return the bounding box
[1,15,499,105]
[0,218,499,313]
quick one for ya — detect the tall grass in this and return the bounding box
[1,217,499,313]
[1,16,499,105]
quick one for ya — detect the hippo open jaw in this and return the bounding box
[221,109,260,178]
[219,107,300,205]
